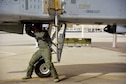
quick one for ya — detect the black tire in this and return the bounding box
[35,59,51,77]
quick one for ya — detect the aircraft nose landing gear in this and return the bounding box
[35,59,51,78]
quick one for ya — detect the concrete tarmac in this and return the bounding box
[0,33,126,84]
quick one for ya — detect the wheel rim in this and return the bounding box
[39,63,50,74]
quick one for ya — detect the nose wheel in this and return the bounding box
[35,59,51,77]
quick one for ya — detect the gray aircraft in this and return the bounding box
[0,0,126,78]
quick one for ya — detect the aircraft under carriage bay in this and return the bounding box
[0,0,126,78]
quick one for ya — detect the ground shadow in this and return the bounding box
[56,63,126,81]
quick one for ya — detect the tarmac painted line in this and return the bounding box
[71,75,126,79]
[0,51,16,57]
[75,73,126,79]
[56,75,126,80]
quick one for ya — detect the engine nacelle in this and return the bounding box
[0,23,24,34]
[104,25,126,34]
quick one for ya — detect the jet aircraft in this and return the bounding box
[0,0,126,78]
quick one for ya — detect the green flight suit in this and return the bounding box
[25,31,59,80]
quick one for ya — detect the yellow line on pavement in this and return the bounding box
[0,75,126,83]
[0,77,45,83]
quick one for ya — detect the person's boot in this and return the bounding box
[22,66,34,80]
[22,76,32,79]
[54,78,60,82]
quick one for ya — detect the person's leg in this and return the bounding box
[49,62,59,82]
[23,65,33,79]
[42,47,59,82]
[23,50,41,79]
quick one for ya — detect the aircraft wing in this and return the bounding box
[0,0,126,34]
[0,0,126,62]
[61,0,126,24]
